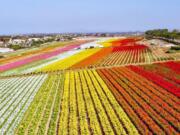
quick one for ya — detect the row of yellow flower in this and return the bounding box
[15,73,63,134]
[74,71,91,134]
[58,69,139,134]
[92,70,139,134]
[97,38,117,47]
[58,72,70,135]
[39,48,101,72]
[69,71,78,135]
[83,70,115,134]
[78,70,102,134]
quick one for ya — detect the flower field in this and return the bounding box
[92,42,174,67]
[15,73,64,135]
[0,43,81,72]
[12,63,180,134]
[97,66,180,134]
[38,48,101,72]
[0,37,179,135]
[0,49,83,76]
[68,38,175,69]
[0,41,84,65]
[0,75,47,134]
[70,47,113,69]
[0,38,177,74]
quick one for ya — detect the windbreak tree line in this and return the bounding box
[145,29,180,39]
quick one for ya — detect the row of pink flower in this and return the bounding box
[0,44,80,72]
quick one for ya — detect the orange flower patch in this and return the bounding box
[70,47,112,69]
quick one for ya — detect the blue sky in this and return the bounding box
[1,0,180,34]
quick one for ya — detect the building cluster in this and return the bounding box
[0,36,55,48]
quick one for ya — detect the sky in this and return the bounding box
[0,0,180,34]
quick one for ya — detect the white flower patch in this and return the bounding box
[0,78,18,92]
[23,49,83,73]
[0,77,29,111]
[79,41,103,49]
[0,74,47,134]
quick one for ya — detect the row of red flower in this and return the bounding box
[158,61,180,74]
[111,38,141,47]
[97,67,179,134]
[128,65,180,97]
[141,63,180,85]
[112,44,148,52]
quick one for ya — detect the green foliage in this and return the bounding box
[171,46,180,50]
[31,38,55,47]
[0,55,4,58]
[31,40,44,46]
[166,46,180,53]
[9,44,24,50]
[145,29,180,39]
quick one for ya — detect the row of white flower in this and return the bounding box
[0,77,29,107]
[0,74,47,134]
[23,49,83,73]
[0,77,19,91]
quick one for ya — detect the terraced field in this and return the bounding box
[0,37,179,135]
